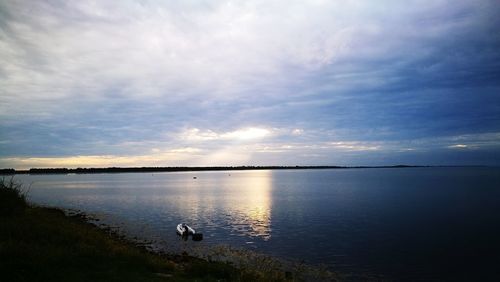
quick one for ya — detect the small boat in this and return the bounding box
[176,223,203,241]
[177,223,195,236]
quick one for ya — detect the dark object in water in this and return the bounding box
[176,223,194,236]
[176,223,203,241]
[192,233,203,241]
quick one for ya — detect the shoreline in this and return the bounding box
[0,165,437,175]
[56,207,342,281]
[0,178,340,281]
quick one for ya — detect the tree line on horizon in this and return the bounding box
[0,165,423,175]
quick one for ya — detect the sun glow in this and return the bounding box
[183,127,271,142]
[222,127,270,140]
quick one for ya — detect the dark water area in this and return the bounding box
[17,167,500,280]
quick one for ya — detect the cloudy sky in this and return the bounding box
[1,0,499,169]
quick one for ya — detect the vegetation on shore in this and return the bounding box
[0,178,291,281]
[0,165,425,175]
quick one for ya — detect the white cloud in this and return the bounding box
[181,127,272,142]
[328,141,381,151]
[1,0,488,120]
[168,147,202,154]
[448,144,468,149]
[221,127,270,140]
[181,128,220,141]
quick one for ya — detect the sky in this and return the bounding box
[1,0,499,169]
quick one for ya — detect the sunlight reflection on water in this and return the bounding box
[22,170,274,245]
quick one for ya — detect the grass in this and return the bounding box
[0,177,289,281]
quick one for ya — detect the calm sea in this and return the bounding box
[16,167,500,280]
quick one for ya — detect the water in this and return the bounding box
[15,167,500,280]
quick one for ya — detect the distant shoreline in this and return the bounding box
[0,164,474,175]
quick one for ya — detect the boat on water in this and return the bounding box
[177,223,195,236]
[177,223,203,241]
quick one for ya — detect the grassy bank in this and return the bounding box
[0,178,288,281]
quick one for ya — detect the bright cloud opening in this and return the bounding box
[448,144,468,149]
[182,127,272,142]
[221,128,270,140]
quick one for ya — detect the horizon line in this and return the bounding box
[0,164,494,175]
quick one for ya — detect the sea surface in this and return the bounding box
[16,167,500,280]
